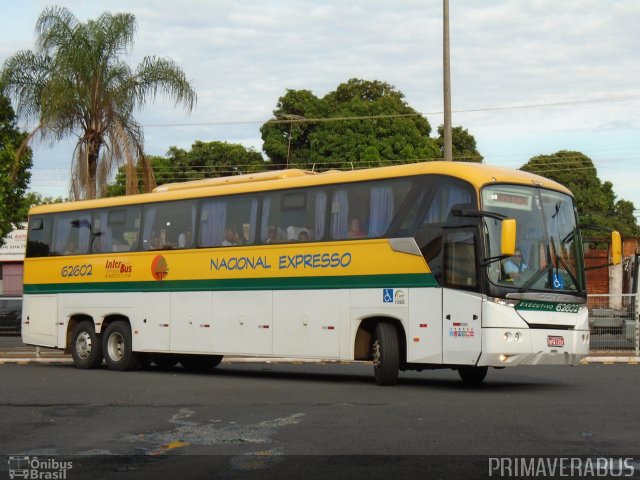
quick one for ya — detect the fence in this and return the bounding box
[0,297,21,336]
[588,293,639,355]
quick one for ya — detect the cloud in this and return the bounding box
[2,1,639,207]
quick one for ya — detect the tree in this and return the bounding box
[0,94,32,244]
[435,125,483,162]
[0,6,196,200]
[16,192,65,222]
[521,150,639,236]
[260,79,440,170]
[106,141,267,197]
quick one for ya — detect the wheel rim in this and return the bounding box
[107,331,125,362]
[75,331,92,359]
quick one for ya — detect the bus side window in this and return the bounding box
[51,212,92,256]
[26,216,53,257]
[329,179,412,240]
[142,200,196,250]
[93,207,140,253]
[200,196,257,248]
[261,189,326,243]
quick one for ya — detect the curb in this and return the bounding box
[582,356,639,365]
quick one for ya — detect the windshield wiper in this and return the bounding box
[520,251,581,292]
[553,248,581,292]
[521,263,554,290]
[561,228,576,244]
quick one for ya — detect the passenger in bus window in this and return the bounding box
[347,218,366,238]
[222,227,239,246]
[112,231,130,252]
[298,230,309,242]
[237,228,248,245]
[178,229,193,248]
[149,231,162,249]
[64,239,77,255]
[266,225,282,244]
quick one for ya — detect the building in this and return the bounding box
[0,224,26,335]
[0,224,26,296]
[585,236,639,296]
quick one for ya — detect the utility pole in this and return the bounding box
[279,114,305,168]
[443,0,453,161]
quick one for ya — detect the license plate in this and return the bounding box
[547,335,565,347]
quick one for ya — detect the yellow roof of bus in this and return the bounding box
[28,161,571,215]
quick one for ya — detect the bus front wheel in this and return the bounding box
[372,322,399,386]
[458,366,488,385]
[71,321,103,369]
[102,321,139,371]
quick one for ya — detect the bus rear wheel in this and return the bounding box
[71,321,103,369]
[458,366,488,385]
[102,321,140,371]
[180,354,223,371]
[372,322,399,386]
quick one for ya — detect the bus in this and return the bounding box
[21,161,622,385]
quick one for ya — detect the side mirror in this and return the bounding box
[611,231,622,265]
[501,219,516,257]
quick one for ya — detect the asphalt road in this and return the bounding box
[0,361,638,479]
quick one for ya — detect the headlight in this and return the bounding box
[489,296,518,308]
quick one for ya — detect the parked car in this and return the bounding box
[0,298,22,336]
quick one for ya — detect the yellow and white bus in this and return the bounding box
[21,162,621,385]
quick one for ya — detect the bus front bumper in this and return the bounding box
[478,327,590,367]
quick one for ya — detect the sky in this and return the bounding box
[1,0,639,217]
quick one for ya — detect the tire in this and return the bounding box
[102,321,140,371]
[70,321,103,369]
[372,322,399,386]
[152,354,179,370]
[458,366,488,385]
[180,354,223,371]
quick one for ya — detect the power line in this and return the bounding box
[29,155,640,175]
[31,157,640,174]
[142,93,640,128]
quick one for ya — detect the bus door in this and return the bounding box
[441,228,482,365]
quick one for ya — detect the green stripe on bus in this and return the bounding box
[23,273,438,294]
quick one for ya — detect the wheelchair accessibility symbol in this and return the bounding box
[552,273,564,289]
[383,288,394,303]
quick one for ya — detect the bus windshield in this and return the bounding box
[482,185,584,293]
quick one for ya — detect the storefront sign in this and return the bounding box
[0,224,27,262]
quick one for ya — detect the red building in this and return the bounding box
[585,237,639,295]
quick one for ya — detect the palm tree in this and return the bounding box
[0,7,196,199]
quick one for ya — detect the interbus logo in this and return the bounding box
[105,259,133,279]
[151,255,169,281]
